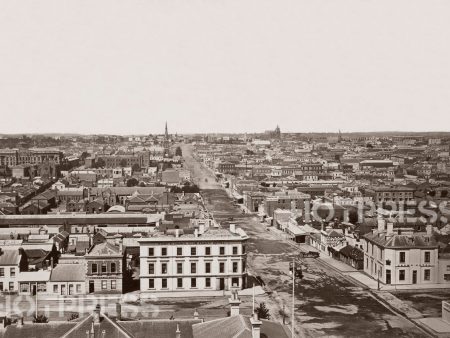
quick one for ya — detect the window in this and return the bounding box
[111,263,116,273]
[10,268,15,277]
[149,278,155,289]
[76,284,82,293]
[170,261,179,274]
[191,262,197,274]
[424,269,431,281]
[424,252,431,263]
[220,247,225,255]
[220,262,225,273]
[91,264,98,273]
[162,278,168,289]
[233,262,238,273]
[177,247,183,256]
[161,247,167,256]
[205,262,211,273]
[111,280,117,289]
[20,283,28,293]
[161,263,168,274]
[149,248,154,256]
[0,268,5,277]
[444,274,450,281]
[205,247,211,255]
[191,278,197,288]
[177,278,183,288]
[232,277,239,287]
[447,265,450,272]
[53,285,58,293]
[399,270,405,281]
[205,277,211,288]
[149,263,155,274]
[233,247,238,255]
[399,252,406,264]
[101,280,107,290]
[191,247,197,256]
[101,264,107,273]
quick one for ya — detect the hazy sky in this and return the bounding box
[1,0,449,135]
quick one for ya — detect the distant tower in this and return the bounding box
[163,122,169,156]
[274,125,281,138]
[338,129,342,143]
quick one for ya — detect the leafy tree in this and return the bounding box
[93,158,105,168]
[33,314,49,323]
[255,302,270,320]
[67,313,79,321]
[127,178,139,187]
[175,146,183,156]
[80,151,90,160]
[132,163,141,172]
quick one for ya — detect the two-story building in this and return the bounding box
[362,223,438,286]
[85,242,125,294]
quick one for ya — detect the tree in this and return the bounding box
[94,158,105,168]
[175,146,182,156]
[127,178,139,187]
[132,163,141,172]
[33,314,49,323]
[80,151,90,160]
[120,159,128,167]
[255,302,270,320]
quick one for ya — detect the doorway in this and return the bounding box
[219,278,225,290]
[89,281,95,293]
[386,270,391,285]
[412,270,417,284]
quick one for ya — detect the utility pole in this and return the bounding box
[291,258,295,338]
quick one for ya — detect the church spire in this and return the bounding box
[165,121,168,138]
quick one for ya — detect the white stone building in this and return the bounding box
[138,224,248,295]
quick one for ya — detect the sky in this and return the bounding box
[0,0,449,135]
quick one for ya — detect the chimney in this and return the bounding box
[175,229,180,238]
[228,286,241,316]
[175,323,181,338]
[230,224,236,234]
[377,218,386,232]
[50,257,54,271]
[250,312,262,338]
[194,229,199,238]
[386,222,393,235]
[193,309,199,320]
[199,224,205,234]
[426,224,433,236]
[93,304,101,324]
[116,302,121,321]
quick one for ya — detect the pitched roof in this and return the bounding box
[50,264,85,282]
[0,249,21,266]
[86,242,122,257]
[3,322,77,338]
[364,230,438,249]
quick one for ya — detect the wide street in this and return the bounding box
[182,143,428,338]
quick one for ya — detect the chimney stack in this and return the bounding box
[230,224,236,234]
[116,302,122,321]
[377,217,386,232]
[250,312,262,338]
[175,229,180,238]
[386,222,394,235]
[426,224,433,236]
[93,304,101,324]
[193,309,199,320]
[194,229,199,238]
[228,286,241,316]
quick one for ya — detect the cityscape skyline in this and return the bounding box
[1,0,450,135]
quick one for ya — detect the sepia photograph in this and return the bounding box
[0,1,450,337]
